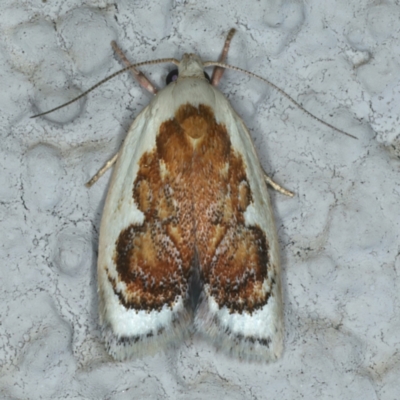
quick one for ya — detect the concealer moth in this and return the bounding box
[33,29,354,362]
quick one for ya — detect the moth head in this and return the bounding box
[178,53,209,79]
[166,54,211,84]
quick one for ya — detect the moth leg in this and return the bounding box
[211,28,236,87]
[263,171,295,197]
[85,151,119,188]
[111,41,158,94]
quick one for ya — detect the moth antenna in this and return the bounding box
[31,58,179,118]
[204,61,357,140]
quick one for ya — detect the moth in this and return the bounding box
[33,29,353,361]
[97,29,288,362]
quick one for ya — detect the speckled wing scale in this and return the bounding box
[98,53,283,362]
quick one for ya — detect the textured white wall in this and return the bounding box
[0,0,399,398]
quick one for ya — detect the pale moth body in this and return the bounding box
[97,53,283,362]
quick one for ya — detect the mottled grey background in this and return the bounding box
[1,0,399,399]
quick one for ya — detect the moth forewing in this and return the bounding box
[97,56,284,361]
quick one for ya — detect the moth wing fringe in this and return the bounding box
[194,293,283,362]
[101,307,193,361]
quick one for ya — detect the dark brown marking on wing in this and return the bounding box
[111,103,272,313]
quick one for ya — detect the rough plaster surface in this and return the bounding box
[1,1,399,399]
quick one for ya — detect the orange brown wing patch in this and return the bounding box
[112,103,270,313]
